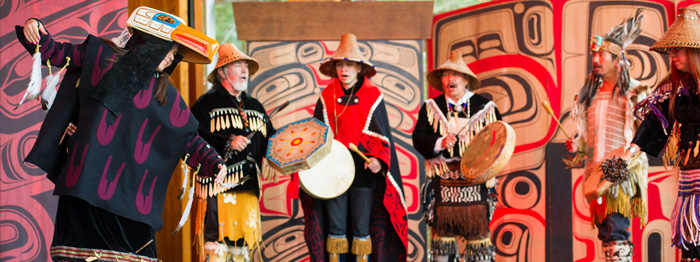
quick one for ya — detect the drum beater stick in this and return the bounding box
[348,143,371,163]
[349,143,387,176]
[228,101,289,160]
[245,100,290,140]
[541,100,571,139]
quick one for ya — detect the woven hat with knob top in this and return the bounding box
[207,43,259,84]
[427,50,480,92]
[651,7,700,53]
[319,33,376,78]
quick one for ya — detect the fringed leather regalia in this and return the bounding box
[190,84,274,262]
[190,43,273,262]
[413,93,501,262]
[567,9,647,261]
[571,78,650,227]
[571,78,648,262]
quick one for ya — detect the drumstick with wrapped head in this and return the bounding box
[541,100,571,139]
[348,143,371,163]
[348,143,384,174]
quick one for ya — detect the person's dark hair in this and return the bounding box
[121,31,175,105]
[154,72,170,105]
[91,30,175,113]
[99,37,128,63]
[663,48,700,122]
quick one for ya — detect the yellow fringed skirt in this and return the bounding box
[216,191,262,249]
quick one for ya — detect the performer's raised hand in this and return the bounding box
[365,157,381,174]
[23,19,47,45]
[441,134,457,149]
[215,164,227,184]
[231,135,250,152]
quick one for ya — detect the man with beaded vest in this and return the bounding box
[190,43,275,262]
[300,33,408,262]
[412,50,502,262]
[627,7,700,261]
[566,9,649,262]
[16,7,226,261]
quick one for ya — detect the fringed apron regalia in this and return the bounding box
[190,81,275,262]
[418,94,500,262]
[639,8,700,258]
[634,73,700,252]
[413,88,501,261]
[415,48,504,262]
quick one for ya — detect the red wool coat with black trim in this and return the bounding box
[301,76,408,262]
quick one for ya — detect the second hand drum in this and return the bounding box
[460,121,516,185]
[266,118,354,199]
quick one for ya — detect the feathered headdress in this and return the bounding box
[599,8,644,61]
[580,8,644,106]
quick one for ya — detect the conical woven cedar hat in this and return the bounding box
[319,33,376,77]
[427,50,480,91]
[650,8,700,53]
[207,43,259,83]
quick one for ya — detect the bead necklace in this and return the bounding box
[333,80,357,134]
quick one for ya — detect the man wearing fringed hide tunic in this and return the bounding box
[191,43,275,262]
[566,9,648,262]
[412,50,502,262]
[16,7,225,261]
[301,33,408,262]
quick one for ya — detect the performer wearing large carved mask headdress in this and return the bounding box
[16,6,225,261]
